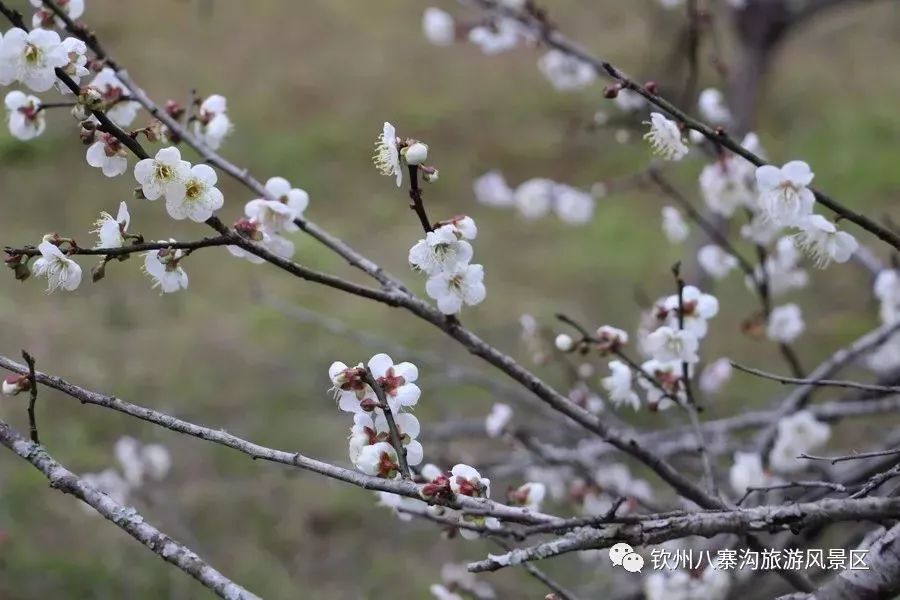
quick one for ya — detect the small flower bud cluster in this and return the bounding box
[373,121,439,187]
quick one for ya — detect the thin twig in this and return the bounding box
[733,362,900,395]
[22,351,38,443]
[800,448,900,465]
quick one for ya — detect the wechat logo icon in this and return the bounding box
[609,543,645,573]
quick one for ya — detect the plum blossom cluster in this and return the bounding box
[769,410,832,473]
[422,5,527,56]
[80,436,172,514]
[473,170,596,225]
[409,215,486,315]
[230,176,309,263]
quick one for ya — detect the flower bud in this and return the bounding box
[79,86,103,111]
[79,120,96,145]
[13,262,30,281]
[555,333,574,352]
[603,84,620,99]
[2,375,29,396]
[403,142,429,165]
[92,260,107,282]
[71,103,90,121]
[422,167,439,184]
[165,100,186,120]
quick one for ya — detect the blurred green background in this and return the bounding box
[1,0,899,597]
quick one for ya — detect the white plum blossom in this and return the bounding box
[57,36,88,92]
[485,403,512,437]
[86,132,128,177]
[92,201,130,249]
[596,325,629,349]
[699,159,755,217]
[767,303,805,343]
[875,269,900,324]
[639,359,686,410]
[537,49,596,92]
[425,263,486,315]
[661,206,689,243]
[644,112,689,161]
[769,410,831,473]
[729,452,772,495]
[4,90,44,140]
[468,19,519,55]
[244,176,309,233]
[142,241,189,294]
[601,360,640,410]
[30,0,84,29]
[450,464,490,498]
[555,333,574,352]
[351,412,423,467]
[661,286,719,339]
[508,482,546,511]
[755,161,816,225]
[368,353,420,413]
[698,88,732,125]
[32,240,82,292]
[114,436,172,486]
[409,225,473,276]
[645,326,699,364]
[165,164,225,222]
[865,334,900,374]
[699,357,733,394]
[473,170,514,207]
[88,68,140,126]
[794,214,858,267]
[445,215,477,240]
[553,184,595,225]
[355,441,399,477]
[133,146,190,201]
[329,361,375,413]
[373,121,402,187]
[81,468,130,509]
[698,245,738,280]
[192,94,233,150]
[513,178,554,220]
[422,7,455,46]
[0,27,68,92]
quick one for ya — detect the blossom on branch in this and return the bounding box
[794,214,858,267]
[192,94,232,150]
[165,164,225,222]
[661,206,689,243]
[142,241,189,294]
[4,90,44,140]
[91,201,130,249]
[698,245,738,280]
[30,0,84,29]
[0,27,68,92]
[133,146,191,201]
[537,49,596,92]
[601,360,640,410]
[88,68,140,126]
[425,262,486,315]
[368,353,421,413]
[409,225,474,276]
[373,121,402,187]
[58,36,88,92]
[484,403,512,437]
[468,19,519,55]
[86,132,129,177]
[644,112,689,161]
[32,240,82,292]
[244,176,309,235]
[769,410,830,473]
[755,160,815,226]
[422,8,455,47]
[645,326,699,364]
[766,303,805,343]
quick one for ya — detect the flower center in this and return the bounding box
[24,44,41,65]
[155,164,173,181]
[185,181,203,200]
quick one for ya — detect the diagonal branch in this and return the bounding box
[0,419,260,600]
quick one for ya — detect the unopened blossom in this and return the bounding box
[450,464,490,498]
[0,27,68,91]
[133,146,190,201]
[86,132,128,177]
[555,333,574,352]
[755,160,816,225]
[644,112,689,161]
[769,410,830,473]
[32,240,82,292]
[368,353,420,413]
[484,403,512,437]
[767,303,804,343]
[698,88,732,125]
[729,452,772,495]
[661,206,689,243]
[646,326,699,364]
[409,225,473,276]
[2,374,29,396]
[373,121,402,187]
[355,441,399,478]
[513,178,554,220]
[699,357,732,394]
[508,482,546,511]
[165,164,224,222]
[88,68,140,126]
[244,176,308,233]
[468,19,519,55]
[699,159,755,217]
[402,141,428,166]
[794,214,858,267]
[553,184,595,225]
[614,88,646,112]
[142,241,189,294]
[661,286,719,339]
[698,245,738,280]
[30,0,84,28]
[601,360,640,410]
[473,170,514,207]
[422,7,455,46]
[445,215,477,240]
[596,325,628,351]
[191,94,232,150]
[57,36,89,92]
[425,263,486,315]
[92,201,130,249]
[538,49,596,92]
[4,90,44,140]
